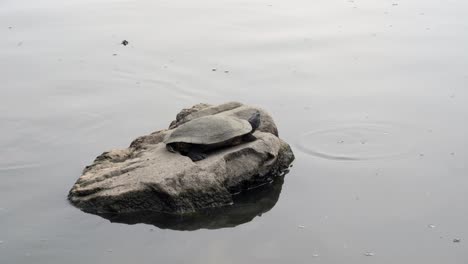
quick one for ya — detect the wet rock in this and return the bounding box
[68,102,294,215]
[96,176,285,230]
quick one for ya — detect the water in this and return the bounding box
[1,0,468,262]
[297,122,416,160]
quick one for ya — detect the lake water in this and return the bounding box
[1,0,468,262]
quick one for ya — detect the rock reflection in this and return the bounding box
[96,176,285,231]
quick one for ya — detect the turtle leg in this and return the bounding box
[242,133,257,142]
[187,149,208,162]
[166,143,177,153]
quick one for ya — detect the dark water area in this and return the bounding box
[2,0,468,263]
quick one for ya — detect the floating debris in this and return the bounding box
[121,40,129,46]
[428,224,436,229]
[212,68,217,71]
[297,225,306,229]
[312,253,319,257]
[364,252,375,256]
[224,70,229,73]
[112,53,117,56]
[453,238,461,243]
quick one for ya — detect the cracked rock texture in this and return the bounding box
[68,102,295,214]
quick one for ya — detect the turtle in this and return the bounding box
[164,111,261,161]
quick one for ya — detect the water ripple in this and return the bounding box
[297,122,416,161]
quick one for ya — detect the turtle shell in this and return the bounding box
[165,115,252,145]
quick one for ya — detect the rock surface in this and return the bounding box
[68,102,294,214]
[96,176,285,230]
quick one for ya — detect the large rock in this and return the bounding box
[68,102,294,214]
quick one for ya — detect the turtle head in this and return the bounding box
[248,111,261,133]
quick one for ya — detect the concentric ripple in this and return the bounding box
[297,122,415,161]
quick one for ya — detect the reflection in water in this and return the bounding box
[95,176,285,231]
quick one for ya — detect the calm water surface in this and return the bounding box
[1,0,468,263]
